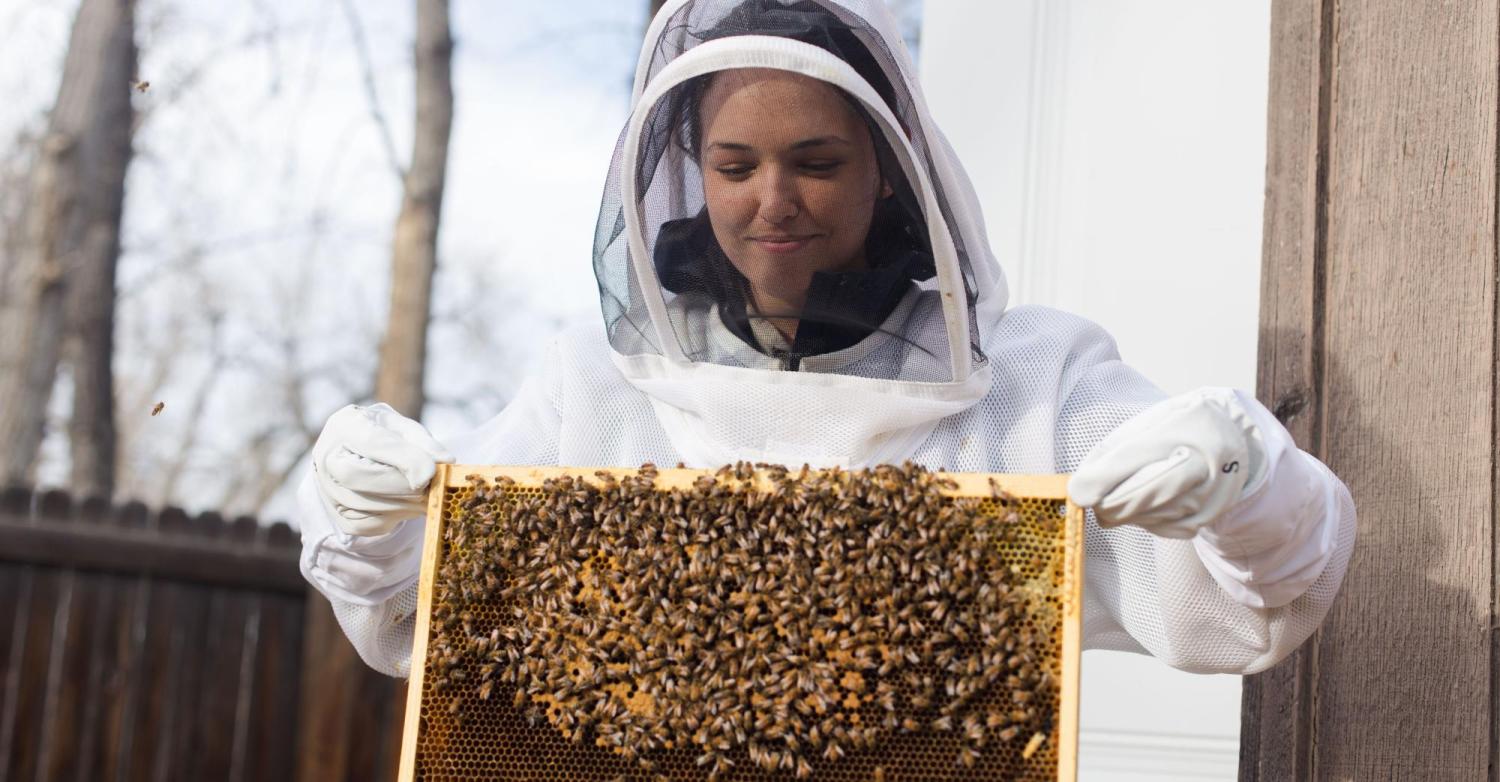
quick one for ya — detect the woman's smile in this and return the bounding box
[750,234,820,254]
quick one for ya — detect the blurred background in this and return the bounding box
[0,0,1267,778]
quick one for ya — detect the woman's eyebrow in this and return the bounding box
[705,137,853,153]
[790,136,852,150]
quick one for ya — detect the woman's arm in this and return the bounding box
[1056,337,1355,674]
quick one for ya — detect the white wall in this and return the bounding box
[920,1,1272,779]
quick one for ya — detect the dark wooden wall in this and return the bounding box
[1241,0,1497,779]
[0,487,404,782]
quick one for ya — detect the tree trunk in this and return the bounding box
[295,5,455,780]
[372,0,454,418]
[0,0,136,491]
[65,0,136,499]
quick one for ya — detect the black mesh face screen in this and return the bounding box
[593,0,984,380]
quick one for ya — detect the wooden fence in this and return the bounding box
[0,486,404,782]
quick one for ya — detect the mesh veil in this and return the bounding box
[593,0,991,382]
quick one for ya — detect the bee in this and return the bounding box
[150,401,165,416]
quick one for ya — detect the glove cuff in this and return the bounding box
[1193,392,1340,608]
[297,473,425,607]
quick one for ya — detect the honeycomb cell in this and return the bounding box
[404,466,1079,781]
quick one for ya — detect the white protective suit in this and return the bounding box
[298,0,1355,679]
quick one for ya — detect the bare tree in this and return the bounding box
[297,7,457,779]
[372,0,454,419]
[650,0,669,18]
[0,0,136,494]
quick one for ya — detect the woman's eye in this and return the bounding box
[800,161,843,174]
[716,165,753,177]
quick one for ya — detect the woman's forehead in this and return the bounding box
[699,68,867,145]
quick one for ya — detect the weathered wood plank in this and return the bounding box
[0,566,34,782]
[121,580,176,782]
[0,566,26,745]
[296,598,359,782]
[1247,0,1500,778]
[243,593,302,782]
[0,567,61,782]
[1241,0,1329,777]
[93,504,153,782]
[97,576,150,782]
[186,589,249,781]
[0,517,303,593]
[157,582,211,781]
[224,519,263,782]
[71,572,118,782]
[0,488,31,518]
[36,570,97,782]
[1314,0,1497,778]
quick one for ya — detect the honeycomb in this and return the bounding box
[398,465,1081,782]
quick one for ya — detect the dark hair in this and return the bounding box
[661,0,932,269]
[672,0,902,156]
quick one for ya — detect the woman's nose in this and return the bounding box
[756,168,801,224]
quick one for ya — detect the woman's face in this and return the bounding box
[698,69,890,322]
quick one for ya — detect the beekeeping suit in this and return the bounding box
[298,0,1355,679]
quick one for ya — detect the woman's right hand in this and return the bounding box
[311,403,455,536]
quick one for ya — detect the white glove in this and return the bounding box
[311,403,454,536]
[1068,388,1265,539]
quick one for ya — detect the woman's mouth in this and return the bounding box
[751,235,817,254]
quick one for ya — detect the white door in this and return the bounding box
[921,1,1272,779]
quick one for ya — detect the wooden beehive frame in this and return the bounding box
[399,465,1083,781]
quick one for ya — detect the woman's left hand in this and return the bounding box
[1068,388,1266,539]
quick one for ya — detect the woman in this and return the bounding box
[300,0,1355,680]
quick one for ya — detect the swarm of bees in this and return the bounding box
[425,462,1058,780]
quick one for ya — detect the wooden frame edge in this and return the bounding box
[441,465,1071,500]
[397,463,451,782]
[1057,501,1085,782]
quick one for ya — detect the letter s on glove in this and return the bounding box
[312,403,455,536]
[1067,388,1266,539]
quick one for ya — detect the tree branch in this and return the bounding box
[337,0,405,181]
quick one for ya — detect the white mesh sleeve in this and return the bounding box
[1056,337,1355,674]
[329,581,422,678]
[297,474,425,677]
